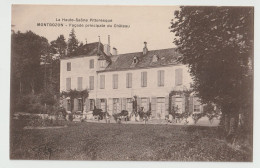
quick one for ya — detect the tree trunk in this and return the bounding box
[31,80,35,94]
[19,78,22,94]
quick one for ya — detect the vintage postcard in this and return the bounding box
[10,5,253,162]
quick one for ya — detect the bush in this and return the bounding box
[68,113,74,122]
[27,117,64,127]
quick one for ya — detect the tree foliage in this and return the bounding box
[170,6,253,137]
[170,6,253,115]
[50,35,67,59]
[11,31,49,95]
[67,28,79,56]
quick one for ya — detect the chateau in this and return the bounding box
[60,36,203,119]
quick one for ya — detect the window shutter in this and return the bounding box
[126,73,132,88]
[122,98,127,110]
[108,98,113,115]
[129,73,132,88]
[165,95,169,115]
[89,59,94,69]
[66,78,71,90]
[171,96,176,115]
[67,62,71,71]
[104,99,107,112]
[137,96,141,111]
[89,76,94,90]
[96,99,101,109]
[100,75,105,89]
[141,72,144,87]
[73,98,78,112]
[182,96,185,113]
[85,99,90,112]
[113,74,118,89]
[151,97,157,118]
[62,98,67,112]
[77,77,82,90]
[144,72,147,87]
[157,71,160,86]
[175,68,183,86]
[189,96,193,114]
[161,70,164,86]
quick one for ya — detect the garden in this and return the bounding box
[10,119,251,161]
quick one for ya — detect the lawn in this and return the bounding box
[10,120,251,161]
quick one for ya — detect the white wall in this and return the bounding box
[60,56,99,95]
[60,56,193,100]
[95,65,192,99]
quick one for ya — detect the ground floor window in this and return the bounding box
[156,97,165,118]
[78,98,83,111]
[113,98,120,114]
[67,99,71,111]
[194,105,200,113]
[127,98,133,113]
[174,97,183,113]
[100,99,106,112]
[90,99,95,111]
[141,98,149,112]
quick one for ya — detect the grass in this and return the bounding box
[10,119,252,161]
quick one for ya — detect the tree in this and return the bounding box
[50,35,67,58]
[67,28,79,56]
[11,31,49,95]
[170,7,253,138]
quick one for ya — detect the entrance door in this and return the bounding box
[127,98,133,113]
[100,99,106,112]
[156,97,165,119]
[175,97,183,113]
[113,98,120,114]
[141,98,149,112]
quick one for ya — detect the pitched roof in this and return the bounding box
[102,48,181,72]
[61,42,110,62]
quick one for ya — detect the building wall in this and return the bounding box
[95,65,192,99]
[60,55,197,118]
[60,56,99,92]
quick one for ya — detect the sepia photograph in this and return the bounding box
[9,4,253,162]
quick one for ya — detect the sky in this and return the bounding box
[12,5,179,54]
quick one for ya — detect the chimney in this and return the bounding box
[98,36,101,55]
[143,41,148,55]
[112,47,118,55]
[104,35,111,55]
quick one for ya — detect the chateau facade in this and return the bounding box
[60,37,202,119]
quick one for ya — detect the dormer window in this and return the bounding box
[133,56,138,64]
[152,55,159,62]
[100,60,106,68]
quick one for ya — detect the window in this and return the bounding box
[90,99,95,111]
[141,72,147,87]
[141,98,149,112]
[67,62,71,71]
[175,97,183,113]
[126,73,132,88]
[157,70,164,86]
[89,76,94,90]
[100,60,105,68]
[175,68,183,86]
[66,78,71,90]
[133,56,138,64]
[67,99,71,111]
[194,105,200,112]
[77,77,82,90]
[89,59,94,69]
[127,98,133,112]
[78,98,83,111]
[113,74,118,89]
[100,75,105,89]
[152,55,159,62]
